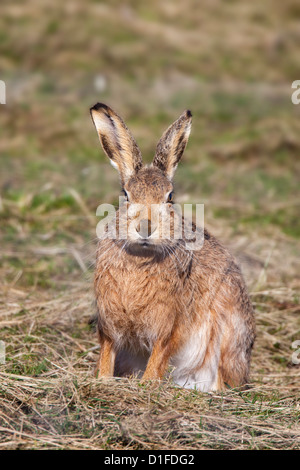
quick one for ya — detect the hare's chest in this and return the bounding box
[95,265,179,344]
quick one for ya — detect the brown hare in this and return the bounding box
[90,103,256,391]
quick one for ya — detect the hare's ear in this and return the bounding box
[152,110,192,180]
[90,103,143,186]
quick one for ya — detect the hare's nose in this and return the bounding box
[136,219,153,238]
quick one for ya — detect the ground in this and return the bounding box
[0,0,299,450]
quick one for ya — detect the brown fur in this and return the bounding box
[90,103,142,186]
[90,104,256,391]
[153,109,192,179]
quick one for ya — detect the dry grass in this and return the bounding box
[0,372,299,450]
[0,218,299,449]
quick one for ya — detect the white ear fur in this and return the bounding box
[110,160,119,170]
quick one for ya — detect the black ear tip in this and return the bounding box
[186,109,192,118]
[90,102,110,113]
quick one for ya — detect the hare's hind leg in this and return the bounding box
[95,334,116,378]
[219,313,255,389]
[210,369,226,391]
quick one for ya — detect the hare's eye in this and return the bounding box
[167,192,173,203]
[122,190,129,201]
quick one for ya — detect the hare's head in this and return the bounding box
[90,103,192,257]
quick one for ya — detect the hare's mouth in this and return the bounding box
[125,239,164,259]
[139,240,151,248]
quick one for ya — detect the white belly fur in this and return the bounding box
[170,327,220,392]
[115,325,221,392]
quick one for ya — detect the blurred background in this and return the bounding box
[1,1,299,448]
[0,0,299,298]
